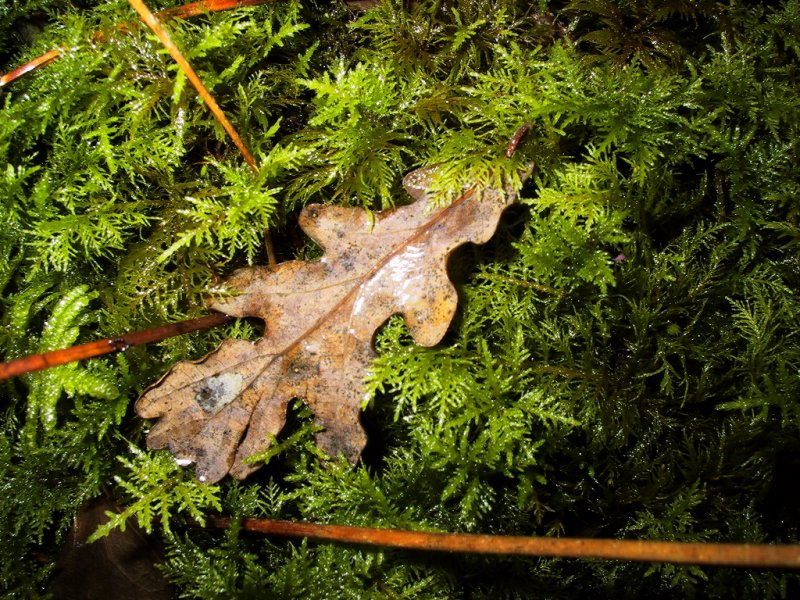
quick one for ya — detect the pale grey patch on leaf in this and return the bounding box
[195,373,244,414]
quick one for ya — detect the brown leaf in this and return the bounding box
[136,166,527,482]
[48,497,173,600]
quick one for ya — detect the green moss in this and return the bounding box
[1,0,799,597]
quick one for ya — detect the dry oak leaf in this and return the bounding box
[136,166,527,483]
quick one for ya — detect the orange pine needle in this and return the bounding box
[0,48,62,88]
[158,0,279,20]
[210,517,800,570]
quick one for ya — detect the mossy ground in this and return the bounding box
[1,0,799,597]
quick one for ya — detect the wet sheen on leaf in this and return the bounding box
[136,166,528,482]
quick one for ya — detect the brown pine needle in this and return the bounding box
[209,517,800,570]
[0,313,232,381]
[127,0,257,171]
